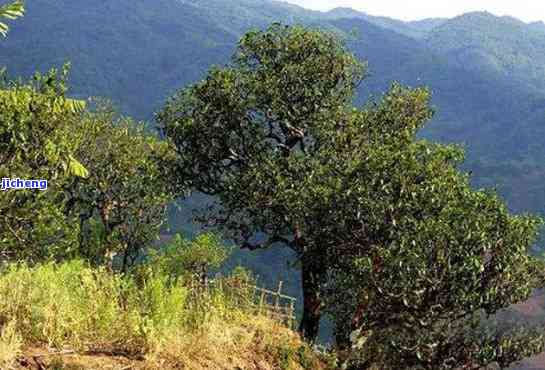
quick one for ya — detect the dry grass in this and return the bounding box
[0,261,326,370]
[11,311,323,370]
[0,320,22,370]
[149,314,320,370]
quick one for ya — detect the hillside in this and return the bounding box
[0,261,327,370]
[324,7,446,38]
[2,0,545,310]
[425,11,545,91]
[3,0,545,368]
[2,0,545,361]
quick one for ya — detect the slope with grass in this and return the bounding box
[0,260,328,370]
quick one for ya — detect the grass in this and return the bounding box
[0,320,22,369]
[0,260,324,369]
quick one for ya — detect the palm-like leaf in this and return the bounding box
[0,1,24,37]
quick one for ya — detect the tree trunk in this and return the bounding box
[335,322,352,350]
[298,254,322,343]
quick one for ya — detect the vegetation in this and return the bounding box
[66,100,178,270]
[0,253,323,369]
[158,22,545,369]
[2,1,545,369]
[0,69,176,266]
[0,66,89,262]
[157,23,364,341]
[3,0,545,246]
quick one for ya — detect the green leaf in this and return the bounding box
[65,98,86,113]
[68,155,89,178]
[0,1,24,37]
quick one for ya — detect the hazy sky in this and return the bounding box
[282,0,545,23]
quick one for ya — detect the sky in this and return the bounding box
[282,0,545,23]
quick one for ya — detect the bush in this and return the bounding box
[143,233,231,283]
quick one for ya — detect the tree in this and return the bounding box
[309,96,545,367]
[158,23,364,341]
[144,233,230,285]
[0,0,24,37]
[65,101,178,270]
[0,67,88,261]
[158,24,545,366]
[1,70,177,267]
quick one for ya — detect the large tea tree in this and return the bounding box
[158,23,364,340]
[158,24,545,358]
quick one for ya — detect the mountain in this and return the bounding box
[2,0,545,354]
[324,7,446,38]
[425,11,545,91]
[529,21,545,33]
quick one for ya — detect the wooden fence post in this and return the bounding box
[259,290,266,315]
[288,300,295,329]
[275,281,283,310]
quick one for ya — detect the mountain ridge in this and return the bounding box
[1,0,544,215]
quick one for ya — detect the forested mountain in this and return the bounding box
[425,12,545,91]
[3,1,545,367]
[2,0,545,324]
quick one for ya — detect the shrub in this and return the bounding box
[143,233,231,283]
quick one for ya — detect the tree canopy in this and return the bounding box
[159,23,545,368]
[0,69,177,266]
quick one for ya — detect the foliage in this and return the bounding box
[8,1,541,328]
[158,22,365,341]
[65,100,178,269]
[2,0,545,231]
[0,0,23,37]
[160,23,545,368]
[0,68,177,266]
[143,233,231,283]
[317,104,545,367]
[0,66,88,262]
[2,0,545,248]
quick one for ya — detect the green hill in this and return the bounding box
[2,0,545,350]
[425,11,545,91]
[2,0,545,290]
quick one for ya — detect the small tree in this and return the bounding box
[145,233,230,284]
[0,67,88,261]
[64,101,178,270]
[1,71,177,267]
